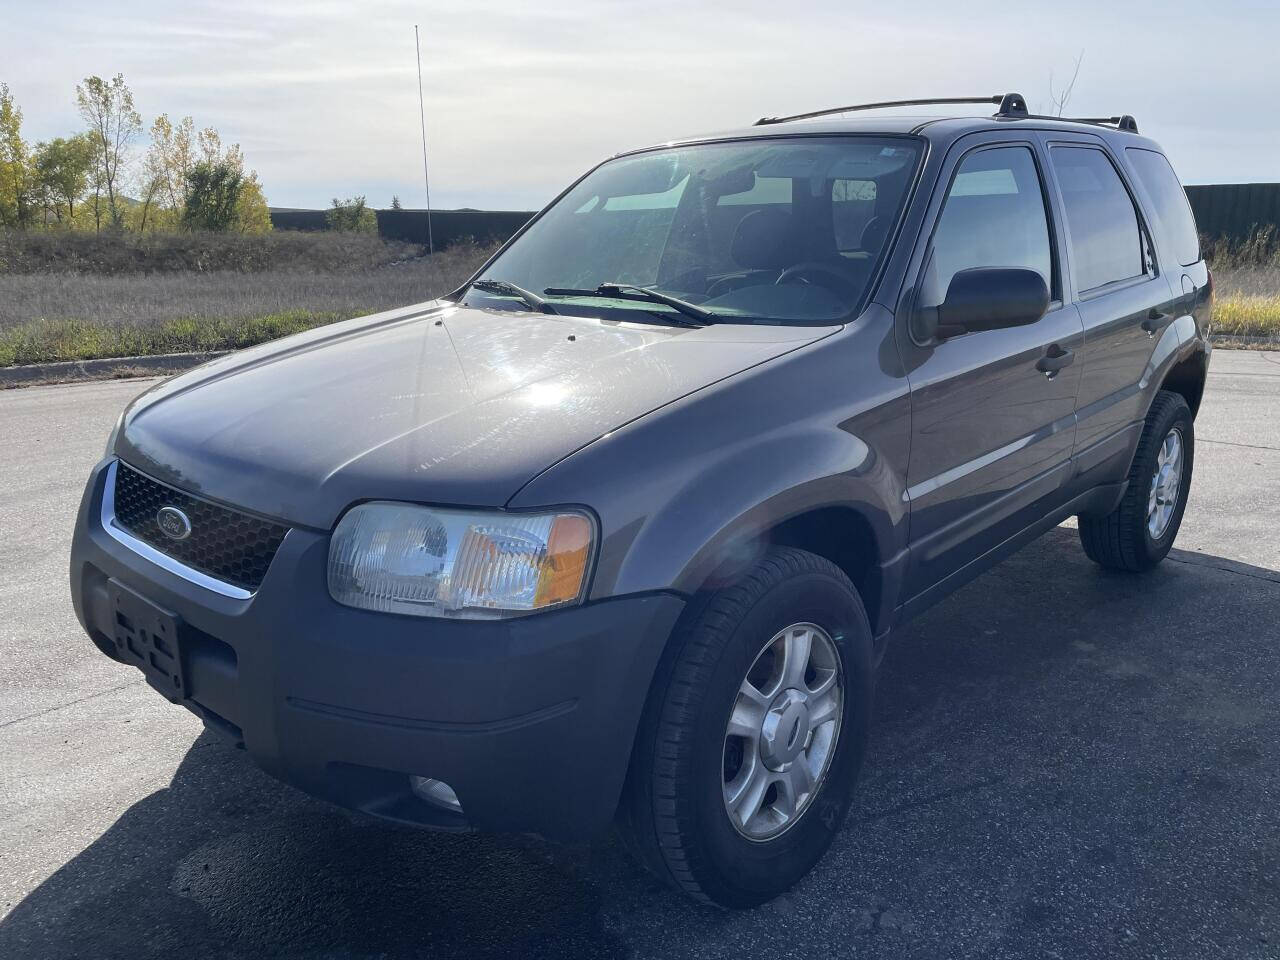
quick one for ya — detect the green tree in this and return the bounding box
[234,174,272,234]
[76,73,142,229]
[132,171,163,232]
[326,195,377,233]
[182,160,243,231]
[196,126,237,167]
[390,195,403,210]
[144,113,196,230]
[195,128,270,233]
[0,82,36,228]
[139,117,271,234]
[32,133,95,225]
[84,173,108,233]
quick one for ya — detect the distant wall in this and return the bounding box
[1185,184,1280,243]
[269,209,536,248]
[270,186,1280,250]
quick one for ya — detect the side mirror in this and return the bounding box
[936,267,1049,339]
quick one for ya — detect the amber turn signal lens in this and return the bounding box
[535,513,593,607]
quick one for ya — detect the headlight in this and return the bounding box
[327,502,595,619]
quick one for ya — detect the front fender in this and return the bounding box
[652,427,901,598]
[508,310,912,616]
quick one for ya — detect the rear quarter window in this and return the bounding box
[1126,148,1201,266]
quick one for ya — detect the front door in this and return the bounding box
[897,138,1084,601]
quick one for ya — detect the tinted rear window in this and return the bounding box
[1126,148,1201,266]
[1051,147,1145,292]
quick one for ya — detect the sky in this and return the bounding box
[4,0,1278,211]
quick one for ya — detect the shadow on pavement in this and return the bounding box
[4,528,1279,959]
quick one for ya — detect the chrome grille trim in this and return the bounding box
[100,460,256,600]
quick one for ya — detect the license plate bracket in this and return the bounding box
[108,579,187,702]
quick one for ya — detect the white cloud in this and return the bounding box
[4,0,1277,209]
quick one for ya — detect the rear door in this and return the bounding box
[1042,138,1180,483]
[897,136,1084,600]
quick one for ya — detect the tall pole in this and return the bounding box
[414,24,435,254]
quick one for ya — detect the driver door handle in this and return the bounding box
[1036,344,1074,378]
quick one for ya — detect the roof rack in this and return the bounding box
[753,92,1139,133]
[1052,114,1140,132]
[754,94,1018,126]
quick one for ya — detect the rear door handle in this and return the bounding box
[1141,309,1170,336]
[1036,345,1075,378]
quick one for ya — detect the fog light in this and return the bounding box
[410,775,462,812]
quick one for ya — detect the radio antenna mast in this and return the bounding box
[414,24,435,254]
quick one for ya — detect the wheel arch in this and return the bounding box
[761,507,885,631]
[1157,346,1209,419]
[673,499,899,639]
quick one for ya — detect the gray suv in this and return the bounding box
[71,93,1211,907]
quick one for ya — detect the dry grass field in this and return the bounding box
[0,233,498,366]
[1202,230,1280,344]
[1,228,1277,367]
[1209,269,1280,343]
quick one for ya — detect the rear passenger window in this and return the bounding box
[1126,148,1201,266]
[1051,147,1147,292]
[920,146,1053,309]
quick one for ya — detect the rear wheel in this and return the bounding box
[1078,390,1194,571]
[617,547,874,908]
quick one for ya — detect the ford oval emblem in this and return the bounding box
[156,506,192,541]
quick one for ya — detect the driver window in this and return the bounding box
[920,146,1053,309]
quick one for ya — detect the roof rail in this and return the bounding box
[755,95,1011,126]
[1048,114,1140,133]
[753,93,1138,133]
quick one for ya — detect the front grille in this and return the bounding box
[111,461,289,592]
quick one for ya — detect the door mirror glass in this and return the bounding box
[936,267,1050,338]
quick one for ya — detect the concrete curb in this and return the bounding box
[1214,334,1280,346]
[0,351,230,388]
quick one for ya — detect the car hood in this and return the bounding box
[117,301,834,529]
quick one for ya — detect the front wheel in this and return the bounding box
[617,547,874,908]
[1078,390,1194,571]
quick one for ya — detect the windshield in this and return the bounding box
[463,136,922,324]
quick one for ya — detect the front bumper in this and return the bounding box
[70,459,684,841]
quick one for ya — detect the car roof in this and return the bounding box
[627,112,1166,156]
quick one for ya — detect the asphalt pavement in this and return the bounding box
[2,351,1279,959]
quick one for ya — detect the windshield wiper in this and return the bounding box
[470,278,557,314]
[542,283,710,327]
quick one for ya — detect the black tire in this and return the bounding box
[617,547,874,908]
[1078,390,1194,571]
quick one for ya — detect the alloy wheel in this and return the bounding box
[1147,426,1184,539]
[721,622,843,841]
